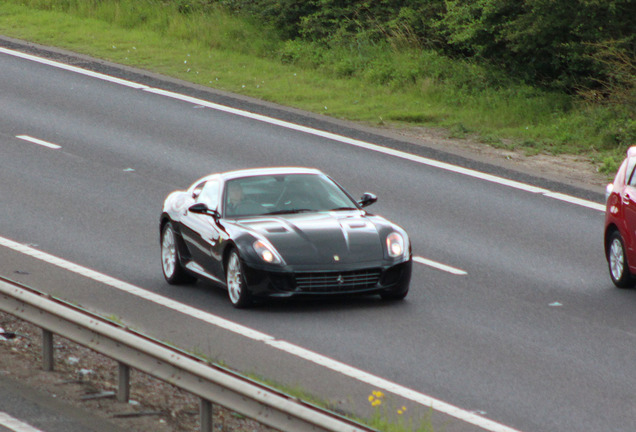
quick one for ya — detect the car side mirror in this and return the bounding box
[358,192,377,208]
[189,203,219,218]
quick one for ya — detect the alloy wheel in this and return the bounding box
[162,225,177,279]
[227,252,242,304]
[610,237,625,282]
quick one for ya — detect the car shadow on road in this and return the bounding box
[172,279,412,314]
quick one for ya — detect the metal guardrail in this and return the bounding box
[0,276,376,432]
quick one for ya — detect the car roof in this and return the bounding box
[195,167,324,184]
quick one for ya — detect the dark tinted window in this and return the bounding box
[627,158,636,186]
[223,174,356,217]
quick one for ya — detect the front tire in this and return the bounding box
[608,231,635,288]
[161,222,196,285]
[225,250,252,308]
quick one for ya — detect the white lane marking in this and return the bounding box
[543,191,605,210]
[0,48,148,89]
[414,256,467,275]
[0,47,605,213]
[0,412,45,432]
[0,235,523,432]
[0,237,272,343]
[267,340,513,430]
[146,88,607,213]
[15,135,61,150]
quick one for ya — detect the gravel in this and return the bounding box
[0,311,277,432]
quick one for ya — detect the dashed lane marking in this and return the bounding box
[414,256,467,275]
[16,135,61,150]
[0,235,522,432]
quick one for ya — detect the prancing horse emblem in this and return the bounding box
[336,275,345,285]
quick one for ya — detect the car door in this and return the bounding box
[621,156,636,266]
[180,180,225,281]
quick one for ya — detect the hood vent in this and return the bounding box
[266,226,289,233]
[347,222,368,229]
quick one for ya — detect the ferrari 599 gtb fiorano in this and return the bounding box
[160,167,412,308]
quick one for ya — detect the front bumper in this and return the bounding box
[241,259,412,299]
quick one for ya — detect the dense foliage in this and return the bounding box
[4,0,634,157]
[218,0,634,98]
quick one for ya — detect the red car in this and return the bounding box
[605,146,636,287]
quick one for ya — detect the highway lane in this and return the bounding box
[2,42,636,432]
[0,374,126,432]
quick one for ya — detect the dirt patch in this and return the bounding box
[0,311,276,432]
[389,125,611,191]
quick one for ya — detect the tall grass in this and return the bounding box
[1,0,633,174]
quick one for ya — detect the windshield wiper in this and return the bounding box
[329,207,359,211]
[265,208,314,215]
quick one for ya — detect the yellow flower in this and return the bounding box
[368,390,385,407]
[397,406,407,415]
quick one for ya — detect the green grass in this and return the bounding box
[239,374,435,432]
[4,3,624,429]
[172,334,436,431]
[95,309,436,431]
[1,0,632,173]
[2,0,633,176]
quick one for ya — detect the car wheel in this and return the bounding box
[226,250,252,308]
[161,222,196,284]
[608,231,635,288]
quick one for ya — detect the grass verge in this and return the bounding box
[1,0,633,175]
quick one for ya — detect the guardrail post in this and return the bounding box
[42,329,54,371]
[200,399,212,432]
[1,278,378,432]
[117,362,130,403]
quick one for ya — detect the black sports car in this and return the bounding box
[160,167,412,308]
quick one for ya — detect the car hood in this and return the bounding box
[234,212,385,265]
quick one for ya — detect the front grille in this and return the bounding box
[294,269,381,292]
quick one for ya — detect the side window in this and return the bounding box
[627,158,636,186]
[197,180,220,210]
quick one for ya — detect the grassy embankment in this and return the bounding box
[1,0,633,177]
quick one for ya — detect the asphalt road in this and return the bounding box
[2,38,635,432]
[0,373,125,432]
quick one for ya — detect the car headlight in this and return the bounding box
[253,240,283,264]
[386,232,405,258]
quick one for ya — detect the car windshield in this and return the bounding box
[223,174,358,217]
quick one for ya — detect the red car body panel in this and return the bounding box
[605,147,636,274]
